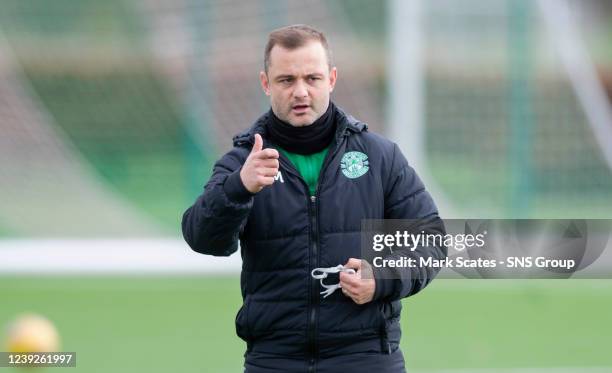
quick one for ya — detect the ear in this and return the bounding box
[329,67,337,93]
[260,71,271,96]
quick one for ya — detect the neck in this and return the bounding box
[266,102,336,155]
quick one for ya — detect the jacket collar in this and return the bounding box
[232,104,368,148]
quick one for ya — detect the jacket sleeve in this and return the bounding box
[372,143,447,301]
[181,147,254,256]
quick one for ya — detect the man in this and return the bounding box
[182,24,446,373]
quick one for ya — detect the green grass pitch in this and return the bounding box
[1,277,611,372]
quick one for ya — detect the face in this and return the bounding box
[260,41,337,127]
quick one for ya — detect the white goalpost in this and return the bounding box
[538,0,612,172]
[387,0,458,218]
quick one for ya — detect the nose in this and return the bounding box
[292,80,308,99]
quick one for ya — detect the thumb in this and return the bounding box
[251,134,263,154]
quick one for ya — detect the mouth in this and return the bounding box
[291,104,310,115]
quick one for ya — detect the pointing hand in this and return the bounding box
[240,134,280,193]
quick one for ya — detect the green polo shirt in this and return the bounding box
[278,146,330,196]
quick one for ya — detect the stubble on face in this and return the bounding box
[262,41,336,127]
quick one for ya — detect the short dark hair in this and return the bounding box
[264,24,333,73]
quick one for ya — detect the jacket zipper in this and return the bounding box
[274,153,318,371]
[264,134,349,373]
[308,194,318,372]
[307,135,347,373]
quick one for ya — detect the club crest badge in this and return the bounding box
[340,151,369,179]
